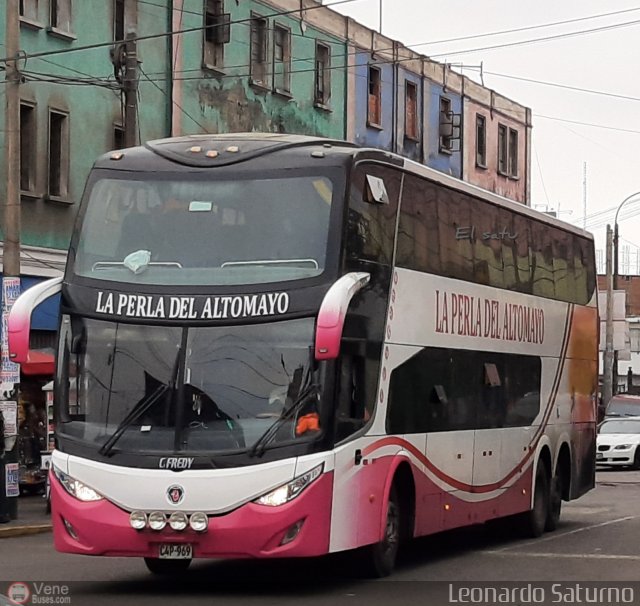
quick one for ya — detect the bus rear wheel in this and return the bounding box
[356,485,401,578]
[144,557,192,576]
[546,468,564,532]
[523,463,549,538]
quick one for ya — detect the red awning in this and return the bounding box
[20,349,55,376]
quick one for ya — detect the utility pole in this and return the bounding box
[603,224,614,409]
[1,0,22,522]
[123,32,139,148]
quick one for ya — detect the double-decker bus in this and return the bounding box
[9,134,598,577]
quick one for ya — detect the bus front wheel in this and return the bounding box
[356,485,401,578]
[144,557,192,576]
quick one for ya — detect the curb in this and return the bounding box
[0,523,52,539]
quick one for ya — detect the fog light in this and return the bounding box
[62,518,79,540]
[169,512,189,531]
[148,511,167,531]
[280,520,304,546]
[189,512,208,532]
[129,511,147,530]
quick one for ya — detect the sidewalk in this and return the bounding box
[0,494,52,539]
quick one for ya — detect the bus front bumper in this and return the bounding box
[51,470,334,559]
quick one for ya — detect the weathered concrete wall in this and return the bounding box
[463,78,531,204]
[0,1,169,251]
[173,0,347,139]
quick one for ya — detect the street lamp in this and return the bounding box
[611,191,640,395]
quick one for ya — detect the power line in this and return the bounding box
[400,5,640,49]
[428,18,640,59]
[0,0,364,64]
[535,115,640,135]
[138,64,209,133]
[464,67,640,103]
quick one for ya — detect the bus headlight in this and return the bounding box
[254,463,324,507]
[53,465,104,502]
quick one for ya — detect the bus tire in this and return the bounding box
[356,485,401,578]
[524,464,549,538]
[144,557,192,576]
[546,469,564,532]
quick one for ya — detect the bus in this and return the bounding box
[9,134,598,577]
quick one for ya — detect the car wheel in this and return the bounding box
[632,448,640,471]
[144,557,192,576]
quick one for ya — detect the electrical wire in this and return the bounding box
[427,18,640,59]
[138,64,209,133]
[0,0,365,64]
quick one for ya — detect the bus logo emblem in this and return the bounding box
[167,485,185,506]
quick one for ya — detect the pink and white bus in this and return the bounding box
[9,134,598,577]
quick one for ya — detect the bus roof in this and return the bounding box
[98,133,592,241]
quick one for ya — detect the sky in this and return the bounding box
[332,0,640,273]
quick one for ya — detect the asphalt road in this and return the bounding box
[0,469,639,606]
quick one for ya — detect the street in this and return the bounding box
[0,470,638,606]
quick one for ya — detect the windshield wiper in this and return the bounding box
[247,384,318,458]
[99,348,182,457]
[99,384,169,457]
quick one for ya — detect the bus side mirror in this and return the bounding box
[8,277,63,365]
[315,272,370,361]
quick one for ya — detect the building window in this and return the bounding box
[250,15,268,87]
[48,109,70,199]
[273,25,291,93]
[113,0,124,41]
[20,103,36,194]
[368,65,382,127]
[113,124,125,150]
[203,0,230,69]
[405,80,418,140]
[439,96,454,153]
[50,0,72,32]
[476,114,487,168]
[315,43,331,106]
[498,124,508,175]
[509,128,519,178]
[20,0,38,21]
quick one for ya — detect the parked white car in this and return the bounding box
[596,417,640,469]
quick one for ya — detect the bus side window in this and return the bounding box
[346,164,401,265]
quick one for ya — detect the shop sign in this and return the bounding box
[1,277,21,387]
[5,462,19,498]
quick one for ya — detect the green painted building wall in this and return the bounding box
[171,0,348,139]
[0,1,169,253]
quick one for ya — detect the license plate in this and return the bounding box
[596,453,603,460]
[159,544,193,559]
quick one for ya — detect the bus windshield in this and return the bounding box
[57,316,323,457]
[72,170,337,286]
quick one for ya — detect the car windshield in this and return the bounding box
[599,420,640,434]
[56,316,324,456]
[72,170,338,286]
[605,398,640,417]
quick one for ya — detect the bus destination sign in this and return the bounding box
[95,291,291,321]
